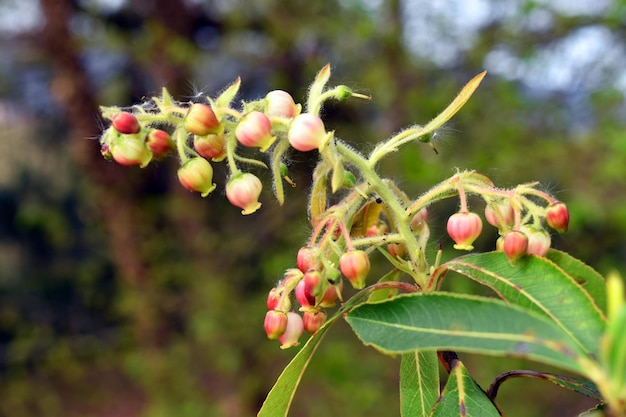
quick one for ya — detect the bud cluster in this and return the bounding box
[98,66,363,216]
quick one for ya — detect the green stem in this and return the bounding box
[226,133,240,176]
[336,141,426,285]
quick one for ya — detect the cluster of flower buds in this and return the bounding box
[98,66,363,217]
[446,182,570,264]
[263,242,371,348]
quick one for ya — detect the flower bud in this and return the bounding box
[111,111,140,134]
[546,201,569,233]
[235,111,275,151]
[146,129,173,158]
[184,103,220,136]
[111,136,152,167]
[296,246,321,273]
[521,225,551,256]
[447,211,483,251]
[339,250,370,289]
[410,207,429,231]
[265,90,299,118]
[288,113,328,152]
[387,243,406,258]
[303,269,324,299]
[194,133,226,161]
[319,280,343,308]
[295,280,315,307]
[485,200,514,228]
[177,157,216,197]
[303,310,327,334]
[278,312,304,349]
[267,287,282,311]
[264,310,288,340]
[226,173,263,215]
[503,230,528,264]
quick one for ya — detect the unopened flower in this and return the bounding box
[194,133,226,161]
[278,312,304,349]
[265,90,299,118]
[110,136,152,167]
[447,211,483,251]
[264,310,288,340]
[111,111,141,134]
[339,250,370,289]
[503,230,529,264]
[485,200,514,229]
[146,129,173,158]
[303,310,327,334]
[288,113,328,152]
[303,269,324,299]
[297,246,321,273]
[177,157,216,197]
[521,225,551,256]
[184,103,220,136]
[226,172,263,215]
[546,201,569,233]
[295,280,315,307]
[235,111,275,151]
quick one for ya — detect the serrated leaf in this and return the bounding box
[430,360,501,417]
[432,251,606,358]
[544,249,607,314]
[421,71,486,137]
[400,351,440,417]
[346,293,586,374]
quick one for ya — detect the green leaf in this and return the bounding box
[400,351,440,417]
[269,139,292,205]
[345,293,586,374]
[544,249,607,314]
[489,370,602,401]
[430,360,501,417]
[432,251,606,357]
[214,77,241,109]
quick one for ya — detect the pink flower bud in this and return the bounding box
[184,103,220,136]
[303,269,324,299]
[485,200,514,228]
[265,90,299,118]
[521,225,551,256]
[177,157,216,197]
[387,242,406,258]
[295,280,315,307]
[194,133,226,160]
[226,173,263,215]
[267,288,282,311]
[288,113,327,152]
[503,230,528,264]
[410,207,429,231]
[111,137,152,167]
[264,310,288,340]
[447,211,483,251]
[296,246,321,273]
[318,280,343,308]
[146,129,173,158]
[339,250,370,289]
[303,310,327,334]
[546,201,569,233]
[235,111,275,151]
[278,312,304,349]
[111,111,140,134]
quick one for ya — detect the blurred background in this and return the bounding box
[1,0,625,416]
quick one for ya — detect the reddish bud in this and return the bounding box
[177,157,216,197]
[303,270,324,299]
[447,211,483,251]
[303,310,327,334]
[267,288,282,311]
[235,111,275,151]
[264,310,288,340]
[184,103,220,136]
[288,113,328,152]
[410,207,429,231]
[295,280,315,307]
[194,133,226,161]
[387,243,406,258]
[503,230,529,264]
[521,225,551,257]
[146,129,173,157]
[111,111,140,134]
[319,280,343,308]
[366,222,388,237]
[111,137,152,167]
[339,250,370,289]
[546,202,569,233]
[265,90,299,118]
[278,312,304,349]
[485,200,514,228]
[296,246,321,273]
[226,173,263,215]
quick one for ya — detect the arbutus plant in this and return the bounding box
[98,65,626,417]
